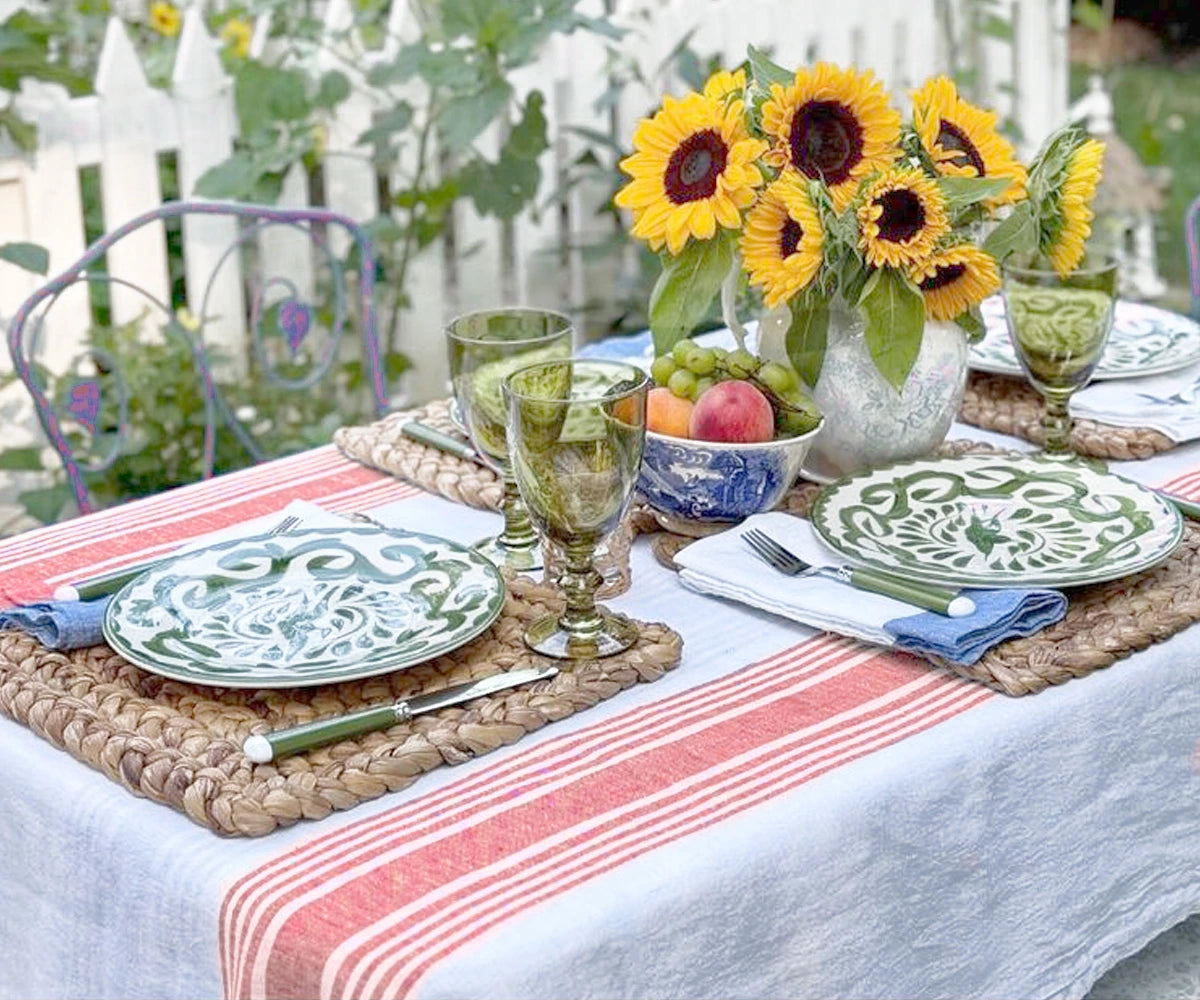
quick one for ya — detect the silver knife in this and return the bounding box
[242,665,559,763]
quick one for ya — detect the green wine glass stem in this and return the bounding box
[499,475,539,559]
[557,538,605,645]
[1041,391,1073,456]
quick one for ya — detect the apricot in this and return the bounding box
[688,379,774,443]
[646,386,694,438]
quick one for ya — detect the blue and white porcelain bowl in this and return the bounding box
[637,421,823,523]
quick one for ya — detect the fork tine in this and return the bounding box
[269,514,301,535]
[745,529,806,571]
[743,530,791,571]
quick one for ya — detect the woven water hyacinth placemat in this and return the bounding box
[0,575,681,837]
[961,372,1174,460]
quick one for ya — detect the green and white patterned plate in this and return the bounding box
[810,454,1184,588]
[103,527,505,688]
[971,296,1200,379]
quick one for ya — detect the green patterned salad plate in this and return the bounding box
[972,296,1200,379]
[810,454,1184,588]
[103,527,505,688]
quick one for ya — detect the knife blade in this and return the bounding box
[242,665,559,763]
[400,420,483,464]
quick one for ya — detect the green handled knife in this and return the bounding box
[242,665,559,763]
[400,420,482,464]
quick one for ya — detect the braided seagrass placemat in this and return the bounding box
[0,575,681,837]
[333,406,1200,697]
[756,476,1200,697]
[335,399,504,511]
[961,372,1174,460]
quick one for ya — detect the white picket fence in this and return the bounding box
[0,0,1068,419]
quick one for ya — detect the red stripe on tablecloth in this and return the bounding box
[220,638,991,999]
[1162,470,1200,499]
[220,636,850,985]
[0,450,418,603]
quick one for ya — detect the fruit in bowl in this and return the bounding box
[637,342,823,522]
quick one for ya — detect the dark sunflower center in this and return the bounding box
[919,262,967,291]
[664,129,728,203]
[779,219,804,258]
[789,101,863,186]
[875,189,926,243]
[937,121,986,175]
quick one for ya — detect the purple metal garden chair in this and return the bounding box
[6,201,390,517]
[1188,194,1200,322]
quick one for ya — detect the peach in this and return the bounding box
[688,379,774,443]
[646,386,694,438]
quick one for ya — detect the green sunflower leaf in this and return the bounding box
[859,267,925,391]
[747,45,793,92]
[936,176,1016,212]
[785,293,830,389]
[954,305,986,344]
[982,203,1038,263]
[648,230,735,355]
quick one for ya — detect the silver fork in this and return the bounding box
[269,514,301,535]
[742,528,976,618]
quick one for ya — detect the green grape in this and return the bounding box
[671,339,693,364]
[684,345,716,376]
[726,348,761,379]
[757,361,796,395]
[691,376,716,401]
[667,368,697,399]
[650,355,677,386]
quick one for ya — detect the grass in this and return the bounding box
[1072,61,1200,305]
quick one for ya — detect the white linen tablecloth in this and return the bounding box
[0,431,1198,1000]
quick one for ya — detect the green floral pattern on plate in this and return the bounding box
[972,297,1200,380]
[810,455,1184,587]
[103,527,505,688]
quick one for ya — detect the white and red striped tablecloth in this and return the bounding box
[2,433,1200,1000]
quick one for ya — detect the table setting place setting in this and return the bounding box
[4,57,1200,842]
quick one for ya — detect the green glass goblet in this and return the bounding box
[446,308,573,572]
[1001,257,1118,458]
[503,359,650,659]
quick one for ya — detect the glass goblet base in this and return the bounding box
[523,608,639,659]
[472,534,543,572]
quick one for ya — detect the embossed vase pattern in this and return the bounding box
[802,304,969,482]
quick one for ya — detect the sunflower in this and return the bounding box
[760,63,901,212]
[220,18,253,58]
[740,174,825,308]
[857,168,950,269]
[149,1,181,36]
[911,76,1026,207]
[615,92,767,255]
[1045,138,1105,276]
[907,244,1000,320]
[703,68,746,106]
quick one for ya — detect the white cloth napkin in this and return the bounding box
[1072,360,1200,442]
[674,511,1067,665]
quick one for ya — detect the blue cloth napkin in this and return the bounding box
[0,597,111,651]
[884,588,1067,665]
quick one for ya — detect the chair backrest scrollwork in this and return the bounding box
[7,200,390,517]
